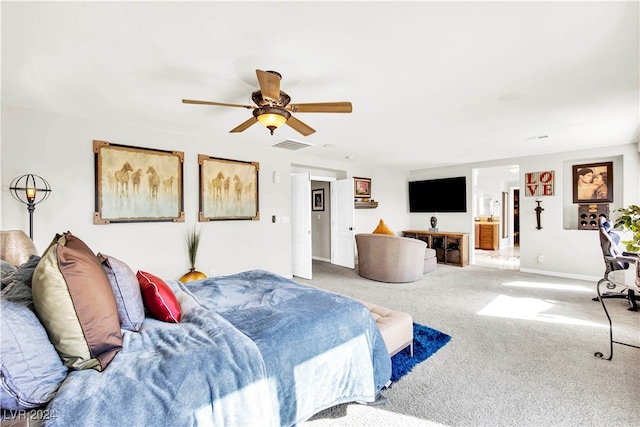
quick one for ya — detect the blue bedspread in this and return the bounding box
[44,270,390,426]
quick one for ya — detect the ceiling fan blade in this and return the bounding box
[230,117,258,133]
[256,70,281,103]
[286,102,352,113]
[182,99,254,109]
[286,115,316,136]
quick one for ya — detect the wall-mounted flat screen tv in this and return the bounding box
[408,176,467,213]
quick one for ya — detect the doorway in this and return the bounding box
[472,166,520,270]
[311,180,331,263]
[290,167,355,279]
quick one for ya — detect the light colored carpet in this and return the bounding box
[300,261,640,427]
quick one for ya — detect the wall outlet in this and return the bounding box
[537,254,544,263]
[210,269,215,277]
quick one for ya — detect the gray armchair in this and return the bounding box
[355,233,436,283]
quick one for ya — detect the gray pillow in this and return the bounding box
[0,298,68,410]
[1,255,40,290]
[1,256,41,309]
[97,253,145,332]
[0,260,17,283]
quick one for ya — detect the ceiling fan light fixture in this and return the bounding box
[253,107,291,135]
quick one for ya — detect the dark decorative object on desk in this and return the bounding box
[429,215,438,232]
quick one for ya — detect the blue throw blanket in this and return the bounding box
[44,270,390,426]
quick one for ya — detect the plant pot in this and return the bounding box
[179,268,207,283]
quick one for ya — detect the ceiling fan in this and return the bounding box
[182,69,352,136]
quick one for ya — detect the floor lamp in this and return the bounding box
[9,174,52,240]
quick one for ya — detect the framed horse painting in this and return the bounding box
[93,140,185,224]
[198,154,260,221]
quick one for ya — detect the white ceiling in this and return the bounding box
[2,1,638,171]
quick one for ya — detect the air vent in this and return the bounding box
[524,135,550,143]
[271,139,314,150]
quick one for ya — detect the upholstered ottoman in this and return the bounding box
[359,300,413,357]
[424,247,437,274]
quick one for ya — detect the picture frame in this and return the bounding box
[199,154,259,221]
[93,140,184,224]
[572,161,613,204]
[354,177,372,198]
[312,189,325,211]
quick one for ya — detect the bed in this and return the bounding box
[2,258,391,426]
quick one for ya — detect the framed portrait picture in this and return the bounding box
[354,177,371,198]
[572,161,613,204]
[93,140,184,224]
[312,189,325,211]
[199,154,259,221]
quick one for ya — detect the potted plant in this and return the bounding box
[613,205,640,252]
[179,224,207,283]
[613,204,640,286]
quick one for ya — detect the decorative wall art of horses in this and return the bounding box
[132,168,143,195]
[211,171,225,200]
[115,162,134,197]
[233,174,244,201]
[107,174,116,194]
[162,176,175,195]
[244,181,253,199]
[146,166,160,198]
[223,176,231,199]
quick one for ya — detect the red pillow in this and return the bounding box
[136,271,181,323]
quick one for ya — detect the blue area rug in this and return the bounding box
[391,323,451,382]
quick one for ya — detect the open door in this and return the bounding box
[331,178,355,269]
[291,173,312,279]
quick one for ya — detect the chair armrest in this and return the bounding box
[605,254,639,265]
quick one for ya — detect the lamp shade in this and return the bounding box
[253,106,291,135]
[0,230,38,266]
[8,174,51,239]
[9,174,51,205]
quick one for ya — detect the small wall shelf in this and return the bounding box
[355,201,378,209]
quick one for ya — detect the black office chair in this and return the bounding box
[593,216,639,311]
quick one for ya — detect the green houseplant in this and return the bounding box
[613,204,640,287]
[179,224,206,283]
[613,204,640,252]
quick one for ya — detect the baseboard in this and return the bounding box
[520,267,599,282]
[312,256,331,263]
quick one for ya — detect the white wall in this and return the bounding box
[351,167,410,235]
[1,106,297,279]
[3,106,637,281]
[409,144,640,280]
[1,106,411,280]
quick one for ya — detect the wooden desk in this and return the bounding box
[402,230,469,267]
